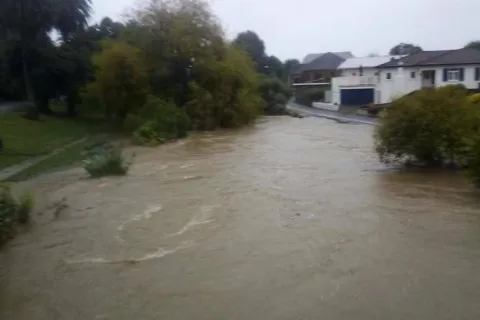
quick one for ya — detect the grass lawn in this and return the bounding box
[6,139,91,181]
[0,111,106,170]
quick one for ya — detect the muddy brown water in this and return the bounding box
[1,117,480,319]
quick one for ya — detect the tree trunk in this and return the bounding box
[21,48,39,120]
[37,95,52,115]
[19,0,38,120]
[67,94,77,117]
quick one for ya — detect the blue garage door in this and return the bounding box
[340,88,374,106]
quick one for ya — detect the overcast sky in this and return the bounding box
[92,0,480,61]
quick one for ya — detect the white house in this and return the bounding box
[328,48,480,106]
[330,56,402,105]
[375,49,480,104]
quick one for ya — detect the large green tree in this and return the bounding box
[0,0,92,116]
[233,30,268,73]
[124,0,225,106]
[389,43,423,55]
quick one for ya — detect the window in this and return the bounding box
[411,72,416,79]
[386,73,392,80]
[447,69,460,81]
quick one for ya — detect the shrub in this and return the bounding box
[130,96,190,145]
[259,77,292,115]
[465,135,480,186]
[294,88,325,107]
[0,185,34,246]
[468,93,480,105]
[83,143,131,178]
[374,86,474,165]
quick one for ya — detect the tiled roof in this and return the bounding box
[377,49,480,68]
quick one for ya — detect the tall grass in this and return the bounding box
[83,141,131,178]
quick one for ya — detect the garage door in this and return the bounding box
[340,88,374,106]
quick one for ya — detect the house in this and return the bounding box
[292,51,354,84]
[331,55,402,105]
[375,48,480,104]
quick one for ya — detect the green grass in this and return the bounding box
[0,112,104,170]
[6,140,91,181]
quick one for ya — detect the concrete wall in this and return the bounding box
[312,102,340,111]
[376,68,420,104]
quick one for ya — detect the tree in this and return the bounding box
[389,43,423,55]
[374,85,473,165]
[284,59,300,72]
[233,31,267,73]
[55,17,125,117]
[465,41,480,51]
[0,0,92,117]
[186,44,262,129]
[283,58,300,81]
[86,41,149,122]
[124,0,225,106]
[259,77,292,115]
[264,55,283,78]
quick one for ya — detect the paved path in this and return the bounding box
[0,138,86,181]
[287,102,377,125]
[0,101,28,115]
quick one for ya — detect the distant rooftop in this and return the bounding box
[302,51,354,64]
[338,55,404,69]
[377,48,480,68]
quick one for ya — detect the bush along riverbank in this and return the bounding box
[374,85,480,186]
[0,185,34,247]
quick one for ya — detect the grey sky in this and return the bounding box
[92,0,480,61]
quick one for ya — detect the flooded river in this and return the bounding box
[1,116,480,319]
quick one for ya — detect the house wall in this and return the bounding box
[434,66,479,89]
[341,68,378,78]
[377,65,480,104]
[299,70,341,83]
[331,67,379,104]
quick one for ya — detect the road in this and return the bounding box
[287,101,377,125]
